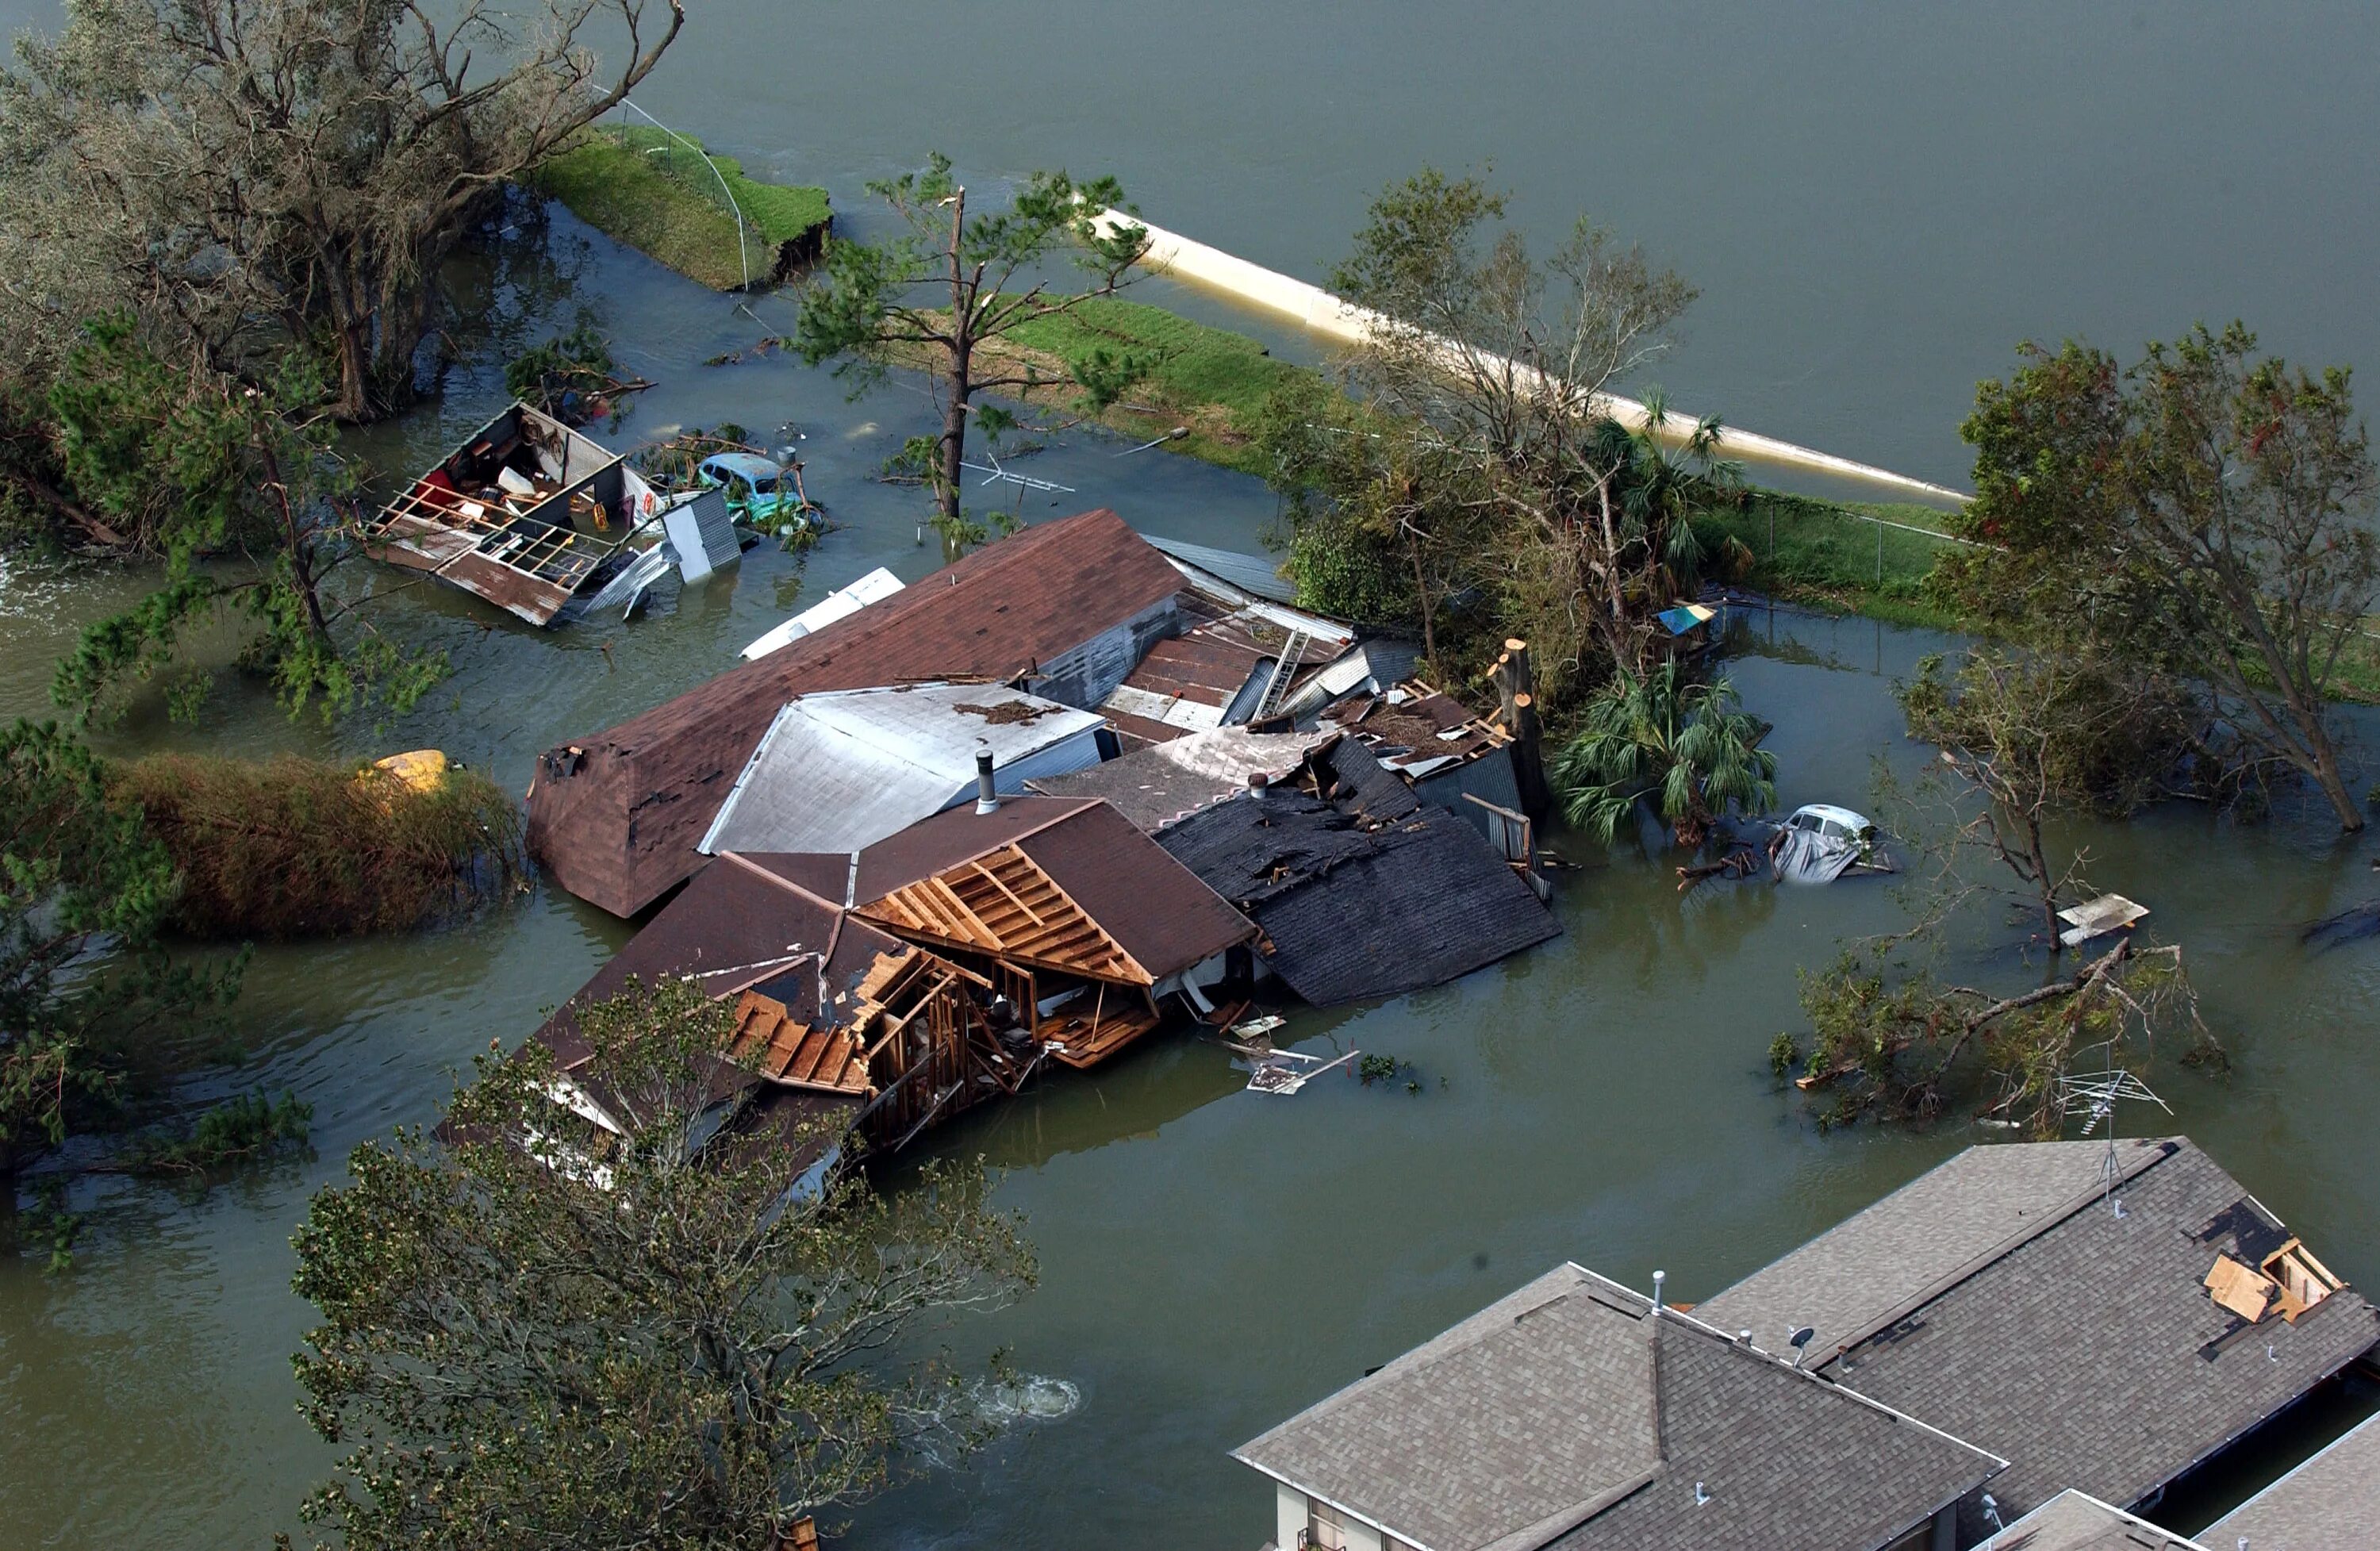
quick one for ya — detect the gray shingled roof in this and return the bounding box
[1235,1263,2001,1551]
[1700,1138,2380,1537]
[2204,1410,2380,1551]
[1978,1489,2208,1550]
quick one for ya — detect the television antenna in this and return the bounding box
[962,448,1074,494]
[2053,1068,2172,1207]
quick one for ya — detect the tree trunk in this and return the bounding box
[1409,536,1437,677]
[2308,727,2366,832]
[936,188,971,534]
[938,351,970,533]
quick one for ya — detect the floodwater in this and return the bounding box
[2,5,2379,1547]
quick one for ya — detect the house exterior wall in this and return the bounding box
[1275,1483,1304,1551]
[1029,597,1180,710]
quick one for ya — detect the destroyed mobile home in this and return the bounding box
[367,401,743,627]
[520,510,1564,1165]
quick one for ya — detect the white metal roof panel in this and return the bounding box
[699,683,1105,857]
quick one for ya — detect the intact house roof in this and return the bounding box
[1978,1489,2209,1551]
[698,682,1105,857]
[2204,1408,2380,1551]
[525,509,1188,917]
[1155,741,1558,1006]
[1024,724,1338,832]
[1235,1262,2003,1551]
[1694,1137,2380,1537]
[849,796,1255,992]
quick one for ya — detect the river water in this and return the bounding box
[4,5,2380,1547]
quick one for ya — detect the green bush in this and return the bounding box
[109,753,524,939]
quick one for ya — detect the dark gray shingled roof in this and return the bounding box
[1700,1138,2380,1538]
[1977,1489,2208,1550]
[2205,1410,2380,1551]
[1155,743,1557,1007]
[1235,1263,2001,1551]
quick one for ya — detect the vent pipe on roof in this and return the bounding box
[1248,771,1269,800]
[975,748,997,815]
[1651,1269,1665,1315]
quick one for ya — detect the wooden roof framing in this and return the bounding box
[727,990,872,1096]
[856,843,1151,985]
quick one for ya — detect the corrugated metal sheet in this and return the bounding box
[1144,535,1299,604]
[526,510,1188,917]
[700,684,1105,857]
[742,566,905,661]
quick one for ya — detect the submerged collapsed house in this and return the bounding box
[528,509,1479,919]
[532,793,1257,1163]
[367,401,711,627]
[1144,738,1559,1007]
[1238,1138,2378,1551]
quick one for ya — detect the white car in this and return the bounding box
[1769,804,1888,882]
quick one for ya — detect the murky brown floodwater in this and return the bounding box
[3,6,2380,1547]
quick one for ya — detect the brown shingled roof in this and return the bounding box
[850,796,1256,984]
[525,509,1186,917]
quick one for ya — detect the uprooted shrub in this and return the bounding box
[109,753,524,939]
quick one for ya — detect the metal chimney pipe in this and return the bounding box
[1248,771,1269,800]
[1652,1269,1666,1314]
[974,748,997,815]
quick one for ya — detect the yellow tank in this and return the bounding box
[370,749,450,794]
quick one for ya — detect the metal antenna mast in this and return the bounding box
[2052,1069,2172,1206]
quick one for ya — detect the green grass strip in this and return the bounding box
[1000,298,1311,475]
[530,125,829,291]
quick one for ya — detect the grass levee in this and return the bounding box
[992,298,1312,475]
[532,125,830,290]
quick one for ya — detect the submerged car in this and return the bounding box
[695,451,810,534]
[1768,803,1891,884]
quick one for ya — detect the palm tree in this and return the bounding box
[1552,661,1776,847]
[1594,390,1746,594]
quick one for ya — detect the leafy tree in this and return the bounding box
[1550,661,1775,847]
[1258,377,1498,673]
[1935,323,2380,831]
[1319,168,1703,694]
[287,976,1036,1551]
[1897,647,2204,942]
[0,0,683,423]
[794,153,1150,532]
[44,317,447,726]
[0,720,242,1186]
